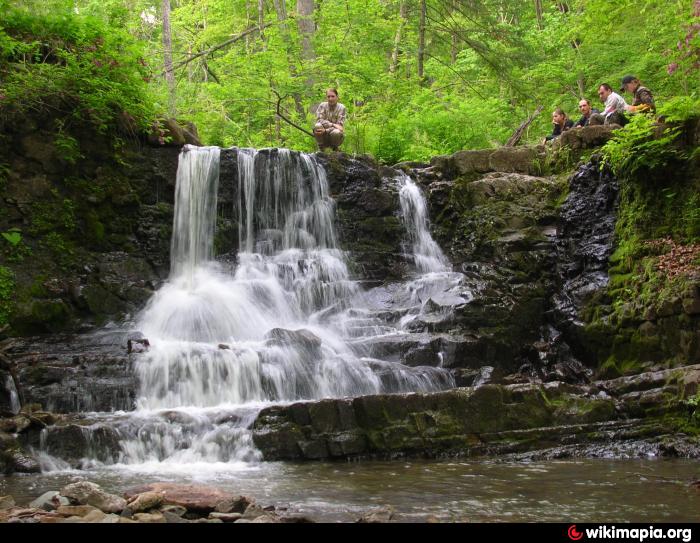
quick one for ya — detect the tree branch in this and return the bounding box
[271,89,315,138]
[505,105,544,146]
[164,23,275,74]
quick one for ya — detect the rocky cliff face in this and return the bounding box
[0,116,180,336]
[2,122,699,466]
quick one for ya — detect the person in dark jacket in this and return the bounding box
[620,75,656,114]
[574,99,601,127]
[544,108,574,142]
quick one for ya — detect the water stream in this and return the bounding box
[7,147,700,522]
[35,146,462,470]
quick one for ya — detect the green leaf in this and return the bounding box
[2,231,22,246]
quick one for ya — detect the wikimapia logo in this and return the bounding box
[566,525,693,542]
[569,525,584,541]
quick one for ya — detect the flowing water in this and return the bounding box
[2,459,699,522]
[11,147,697,522]
[32,146,460,470]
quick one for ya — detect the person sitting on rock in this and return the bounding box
[590,83,628,126]
[544,108,574,142]
[313,88,346,151]
[620,75,656,114]
[574,99,601,127]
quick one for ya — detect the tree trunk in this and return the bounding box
[257,0,267,48]
[296,0,315,62]
[272,0,305,117]
[296,0,316,87]
[390,1,407,74]
[162,0,176,115]
[450,0,458,63]
[245,0,252,51]
[534,0,543,29]
[418,0,426,79]
[505,105,543,146]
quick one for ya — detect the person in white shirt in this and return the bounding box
[592,83,628,126]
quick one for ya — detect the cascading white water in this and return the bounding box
[170,146,220,281]
[66,146,455,470]
[398,173,451,274]
[35,146,467,472]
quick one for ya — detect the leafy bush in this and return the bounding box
[0,266,14,326]
[602,115,684,178]
[0,2,158,133]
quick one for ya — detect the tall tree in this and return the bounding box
[418,0,426,79]
[390,0,407,74]
[534,0,543,29]
[162,0,176,114]
[296,0,316,86]
[272,0,305,117]
[296,0,316,62]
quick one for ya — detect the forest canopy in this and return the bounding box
[1,0,699,163]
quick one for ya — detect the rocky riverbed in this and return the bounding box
[0,480,321,523]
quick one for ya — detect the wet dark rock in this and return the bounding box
[313,152,408,281]
[7,334,136,413]
[252,365,700,461]
[3,130,177,333]
[33,423,122,466]
[357,505,395,523]
[127,338,150,354]
[214,496,253,514]
[552,156,619,364]
[265,328,322,356]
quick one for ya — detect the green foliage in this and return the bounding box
[0,1,158,134]
[4,0,698,160]
[54,120,84,163]
[602,115,684,178]
[0,265,15,326]
[1,227,21,246]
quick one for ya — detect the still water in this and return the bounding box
[2,459,698,522]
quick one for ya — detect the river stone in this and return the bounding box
[161,511,190,523]
[57,504,101,517]
[127,491,163,513]
[241,503,267,520]
[159,504,187,517]
[209,512,243,522]
[60,481,127,513]
[29,491,65,511]
[10,451,41,473]
[123,483,233,513]
[214,495,253,514]
[0,495,15,510]
[133,512,166,523]
[357,505,395,523]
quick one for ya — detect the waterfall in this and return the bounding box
[398,174,451,274]
[35,147,466,472]
[48,146,451,470]
[169,146,220,281]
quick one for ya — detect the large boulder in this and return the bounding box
[123,483,234,514]
[60,481,126,514]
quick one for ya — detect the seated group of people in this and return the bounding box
[545,75,656,142]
